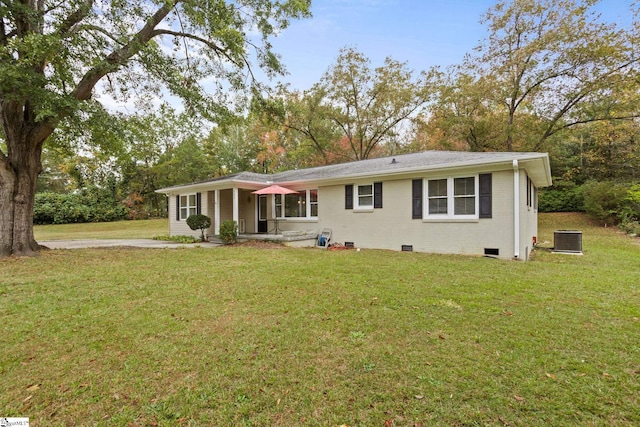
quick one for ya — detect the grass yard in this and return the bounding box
[33,218,168,241]
[2,213,639,426]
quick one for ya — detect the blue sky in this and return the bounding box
[269,0,635,91]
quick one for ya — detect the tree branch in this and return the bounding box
[71,1,177,102]
[149,29,242,68]
[55,0,94,38]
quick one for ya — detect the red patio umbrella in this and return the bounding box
[251,184,298,195]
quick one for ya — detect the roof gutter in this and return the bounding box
[513,159,520,259]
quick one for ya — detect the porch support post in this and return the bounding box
[232,187,239,226]
[214,189,220,235]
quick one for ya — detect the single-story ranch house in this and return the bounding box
[156,151,552,260]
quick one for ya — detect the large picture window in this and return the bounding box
[179,194,198,220]
[275,189,318,219]
[426,176,477,219]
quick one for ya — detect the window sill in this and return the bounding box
[276,218,318,222]
[353,208,374,213]
[422,218,479,223]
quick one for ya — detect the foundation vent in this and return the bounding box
[484,248,500,257]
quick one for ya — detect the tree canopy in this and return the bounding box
[420,0,640,153]
[270,47,436,162]
[0,0,310,257]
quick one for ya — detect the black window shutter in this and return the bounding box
[412,179,423,219]
[345,185,353,209]
[479,173,492,218]
[176,195,180,221]
[374,182,383,209]
[196,192,202,215]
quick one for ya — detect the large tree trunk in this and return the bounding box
[0,142,45,257]
[0,102,50,258]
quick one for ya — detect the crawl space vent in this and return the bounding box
[484,248,500,257]
[401,245,413,252]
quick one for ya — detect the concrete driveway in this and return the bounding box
[40,239,221,249]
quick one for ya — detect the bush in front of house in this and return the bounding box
[219,220,237,244]
[186,214,211,241]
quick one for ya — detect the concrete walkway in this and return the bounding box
[40,239,221,249]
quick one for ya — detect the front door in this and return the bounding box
[257,195,268,233]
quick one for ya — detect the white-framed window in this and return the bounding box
[179,194,197,220]
[275,189,318,219]
[426,176,478,219]
[356,184,373,209]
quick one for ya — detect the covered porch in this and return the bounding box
[201,186,319,244]
[160,173,320,244]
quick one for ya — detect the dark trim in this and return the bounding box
[479,173,492,218]
[196,192,202,215]
[345,184,353,209]
[176,195,180,221]
[373,182,383,209]
[412,179,423,219]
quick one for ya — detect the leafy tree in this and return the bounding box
[410,72,509,152]
[318,47,436,160]
[266,85,344,164]
[467,0,640,151]
[155,137,214,189]
[275,48,435,162]
[117,107,205,217]
[203,116,267,176]
[0,0,310,257]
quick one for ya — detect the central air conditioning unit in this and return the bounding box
[554,230,582,254]
[238,218,245,234]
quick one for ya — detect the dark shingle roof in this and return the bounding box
[270,151,541,182]
[156,151,550,192]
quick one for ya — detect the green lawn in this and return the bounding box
[2,213,639,426]
[33,218,168,240]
